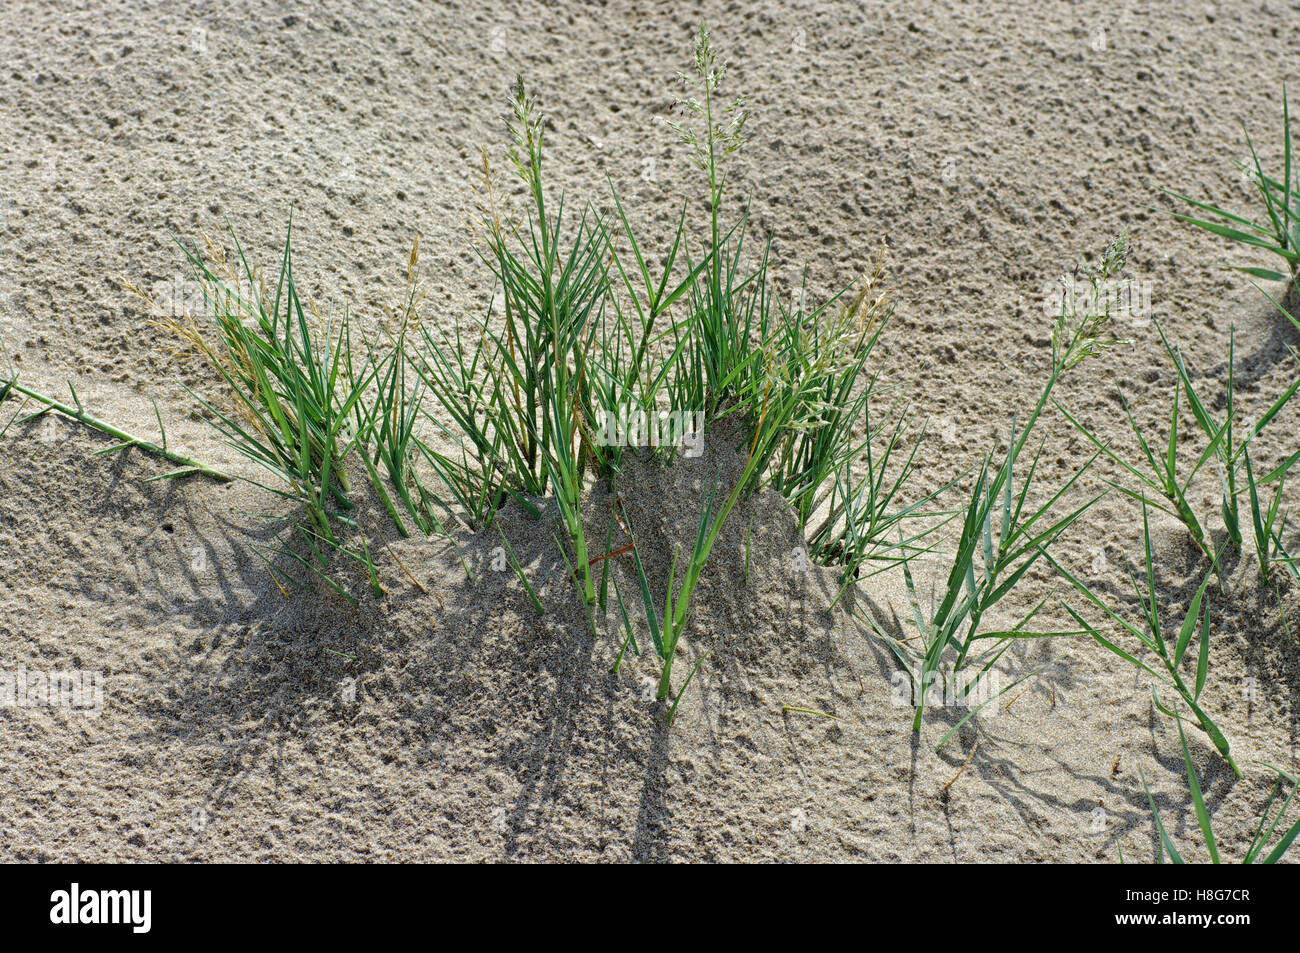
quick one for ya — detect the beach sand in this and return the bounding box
[1,0,1298,861]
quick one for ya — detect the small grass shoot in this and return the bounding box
[1141,721,1298,863]
[1052,506,1240,777]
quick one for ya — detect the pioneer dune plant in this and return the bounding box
[176,227,390,593]
[1157,92,1300,581]
[888,408,1098,735]
[411,78,610,610]
[664,24,751,421]
[148,27,1079,721]
[609,26,900,708]
[805,397,952,597]
[1061,318,1300,578]
[179,226,371,528]
[348,243,449,540]
[620,28,967,710]
[625,321,873,713]
[769,246,954,592]
[167,223,475,602]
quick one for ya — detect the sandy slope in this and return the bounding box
[1,0,1298,862]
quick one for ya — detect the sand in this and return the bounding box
[1,0,1298,862]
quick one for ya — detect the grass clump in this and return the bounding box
[161,29,1123,724]
[613,28,940,710]
[144,27,911,708]
[168,222,471,603]
[1052,243,1226,570]
[151,33,1290,753]
[1152,90,1300,582]
[1057,349,1228,571]
[350,244,448,541]
[1159,325,1300,579]
[176,225,391,600]
[407,27,927,713]
[413,78,608,610]
[181,228,365,525]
